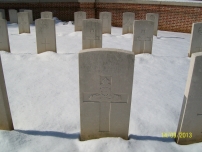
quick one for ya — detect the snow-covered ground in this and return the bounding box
[0,18,202,152]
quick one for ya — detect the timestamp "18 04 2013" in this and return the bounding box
[162,132,192,138]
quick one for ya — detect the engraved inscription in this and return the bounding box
[83,76,128,132]
[102,14,109,28]
[85,21,101,40]
[38,20,50,50]
[77,12,84,27]
[19,16,28,31]
[81,53,131,73]
[150,15,155,20]
[124,15,133,27]
[198,27,202,35]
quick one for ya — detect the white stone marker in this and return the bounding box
[0,9,5,19]
[188,22,202,57]
[35,19,57,54]
[0,19,10,52]
[132,20,154,55]
[18,12,30,34]
[176,52,202,145]
[0,56,14,130]
[9,9,18,23]
[82,19,102,50]
[99,12,111,34]
[24,10,33,24]
[79,48,134,141]
[74,11,86,31]
[0,12,2,19]
[146,13,159,36]
[41,11,53,19]
[122,12,135,35]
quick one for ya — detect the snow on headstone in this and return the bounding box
[35,19,57,54]
[9,9,18,23]
[132,20,154,55]
[188,22,202,57]
[99,12,111,34]
[176,52,202,145]
[146,13,159,36]
[122,12,135,35]
[82,19,102,50]
[0,19,10,52]
[0,56,14,130]
[41,11,53,19]
[0,9,5,19]
[24,10,33,24]
[18,12,30,34]
[74,11,86,31]
[79,48,134,141]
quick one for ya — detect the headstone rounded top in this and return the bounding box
[79,48,134,55]
[191,52,202,57]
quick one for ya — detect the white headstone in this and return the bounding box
[79,48,134,141]
[41,11,53,19]
[0,9,5,19]
[132,20,154,55]
[9,9,18,23]
[0,56,14,130]
[18,12,30,34]
[0,19,10,52]
[176,52,202,145]
[122,12,135,35]
[188,22,202,57]
[74,11,86,31]
[35,19,57,54]
[24,10,33,24]
[82,19,102,50]
[99,12,111,34]
[146,13,159,36]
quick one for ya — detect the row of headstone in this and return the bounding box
[81,18,154,54]
[74,11,159,36]
[74,11,112,34]
[1,8,52,24]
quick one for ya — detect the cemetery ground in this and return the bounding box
[0,18,202,152]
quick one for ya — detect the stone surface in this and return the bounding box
[176,52,202,145]
[24,10,33,24]
[9,9,18,23]
[0,12,2,19]
[146,13,159,36]
[79,48,134,141]
[35,19,57,53]
[82,19,102,49]
[122,12,135,35]
[99,12,111,34]
[132,20,154,55]
[0,19,10,52]
[188,22,202,57]
[0,9,5,19]
[41,11,53,19]
[0,56,14,130]
[74,11,86,31]
[18,12,30,34]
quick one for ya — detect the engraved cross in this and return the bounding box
[42,38,50,50]
[83,76,128,132]
[20,16,27,31]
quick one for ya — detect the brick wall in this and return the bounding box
[0,2,202,33]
